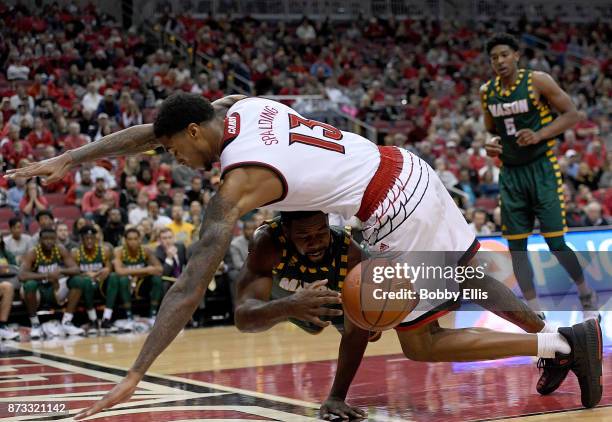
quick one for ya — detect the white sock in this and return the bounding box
[30,316,40,326]
[87,309,97,322]
[577,282,592,297]
[537,333,571,358]
[62,313,73,324]
[539,322,558,334]
[527,298,541,312]
[103,308,113,320]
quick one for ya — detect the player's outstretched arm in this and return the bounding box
[320,316,369,421]
[74,166,283,420]
[320,239,368,421]
[5,124,160,184]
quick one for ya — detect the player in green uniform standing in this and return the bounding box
[72,225,119,334]
[112,228,163,331]
[482,33,600,396]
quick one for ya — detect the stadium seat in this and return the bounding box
[52,206,81,221]
[46,193,66,207]
[475,197,498,212]
[0,208,16,221]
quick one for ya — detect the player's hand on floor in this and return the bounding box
[320,397,367,420]
[74,371,141,420]
[288,279,342,328]
[485,136,502,157]
[4,152,72,184]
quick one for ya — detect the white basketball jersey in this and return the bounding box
[219,98,380,218]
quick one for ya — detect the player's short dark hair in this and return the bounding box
[40,228,56,237]
[153,92,215,138]
[124,227,141,238]
[36,210,54,222]
[280,211,326,224]
[79,225,97,236]
[8,217,22,228]
[486,33,519,55]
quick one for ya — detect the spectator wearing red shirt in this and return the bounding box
[26,117,54,148]
[19,180,48,218]
[2,131,33,168]
[81,177,119,218]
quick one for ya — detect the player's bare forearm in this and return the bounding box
[462,273,544,333]
[60,266,81,276]
[536,110,580,141]
[67,124,160,164]
[234,298,293,332]
[327,326,369,400]
[19,271,46,281]
[130,193,239,376]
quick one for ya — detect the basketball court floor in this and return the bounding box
[0,310,610,421]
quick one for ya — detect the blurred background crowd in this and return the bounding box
[0,0,609,334]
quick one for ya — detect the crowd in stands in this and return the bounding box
[0,2,609,338]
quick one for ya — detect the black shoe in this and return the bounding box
[100,319,117,333]
[560,319,603,408]
[536,353,571,395]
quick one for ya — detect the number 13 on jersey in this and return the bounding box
[288,114,345,154]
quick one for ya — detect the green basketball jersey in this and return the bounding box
[483,69,557,165]
[265,217,351,334]
[33,245,63,274]
[75,243,106,273]
[122,246,147,270]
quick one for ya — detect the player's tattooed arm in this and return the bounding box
[70,124,160,163]
[130,166,283,376]
[5,124,160,183]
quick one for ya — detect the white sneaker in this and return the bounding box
[42,321,62,338]
[30,325,43,340]
[87,321,100,336]
[61,322,85,336]
[0,326,20,341]
[114,319,134,332]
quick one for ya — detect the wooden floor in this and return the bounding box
[1,311,610,421]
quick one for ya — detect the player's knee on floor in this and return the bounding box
[544,235,570,252]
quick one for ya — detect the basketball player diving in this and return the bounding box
[234,210,602,420]
[6,93,602,419]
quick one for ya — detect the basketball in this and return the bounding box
[342,261,419,331]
